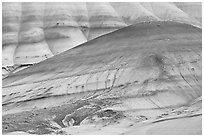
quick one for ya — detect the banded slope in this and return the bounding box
[2,21,202,134]
[2,2,202,74]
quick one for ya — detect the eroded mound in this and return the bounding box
[2,2,202,71]
[2,21,202,134]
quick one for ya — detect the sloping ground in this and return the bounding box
[2,21,202,134]
[2,2,202,71]
[175,2,202,23]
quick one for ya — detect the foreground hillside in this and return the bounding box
[2,21,202,134]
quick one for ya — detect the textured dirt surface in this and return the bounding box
[2,21,202,135]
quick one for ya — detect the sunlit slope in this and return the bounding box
[175,2,202,23]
